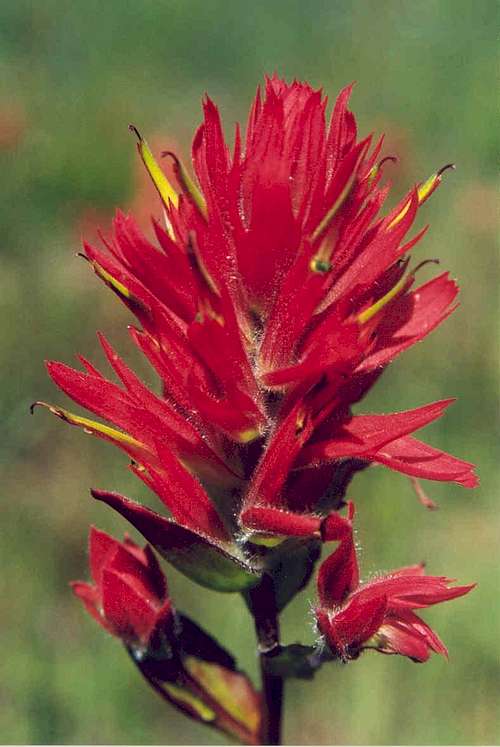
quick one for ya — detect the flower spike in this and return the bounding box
[38,75,478,744]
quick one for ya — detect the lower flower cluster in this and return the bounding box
[315,503,474,662]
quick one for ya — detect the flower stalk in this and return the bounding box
[247,576,284,745]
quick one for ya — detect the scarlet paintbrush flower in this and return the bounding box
[36,75,477,570]
[72,527,172,646]
[316,503,475,662]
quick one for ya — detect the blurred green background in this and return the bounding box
[1,0,498,744]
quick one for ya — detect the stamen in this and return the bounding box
[437,163,456,178]
[129,125,179,209]
[411,258,440,275]
[196,297,225,327]
[237,428,261,444]
[162,151,208,219]
[310,228,339,274]
[367,155,397,185]
[379,155,398,170]
[311,168,358,243]
[30,401,144,448]
[187,232,220,296]
[418,163,456,205]
[409,476,438,510]
[310,255,333,274]
[91,262,131,299]
[357,272,409,324]
[295,408,308,435]
[89,262,151,318]
[387,199,412,231]
[357,257,440,325]
[388,163,455,231]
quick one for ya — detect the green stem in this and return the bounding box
[247,576,284,745]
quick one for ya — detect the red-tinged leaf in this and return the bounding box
[389,582,476,609]
[46,361,159,446]
[83,241,155,327]
[299,399,455,465]
[259,138,371,370]
[354,573,475,609]
[324,83,356,180]
[237,154,299,311]
[289,90,326,218]
[188,379,263,443]
[112,211,197,321]
[369,435,479,487]
[47,359,197,457]
[48,353,237,485]
[184,657,261,743]
[316,185,390,302]
[320,503,355,541]
[316,137,372,242]
[92,490,261,592]
[386,609,448,656]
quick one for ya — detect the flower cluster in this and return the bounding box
[37,76,476,741]
[315,503,474,662]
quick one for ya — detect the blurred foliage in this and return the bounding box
[1,0,498,744]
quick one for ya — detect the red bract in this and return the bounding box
[72,527,172,645]
[316,503,475,662]
[39,75,477,551]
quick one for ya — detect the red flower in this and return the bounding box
[315,503,475,662]
[72,527,172,645]
[37,76,477,554]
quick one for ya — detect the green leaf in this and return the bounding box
[175,614,235,668]
[263,644,328,680]
[162,682,217,722]
[157,523,261,592]
[184,657,261,740]
[266,537,321,611]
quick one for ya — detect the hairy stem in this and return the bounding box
[247,575,284,745]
